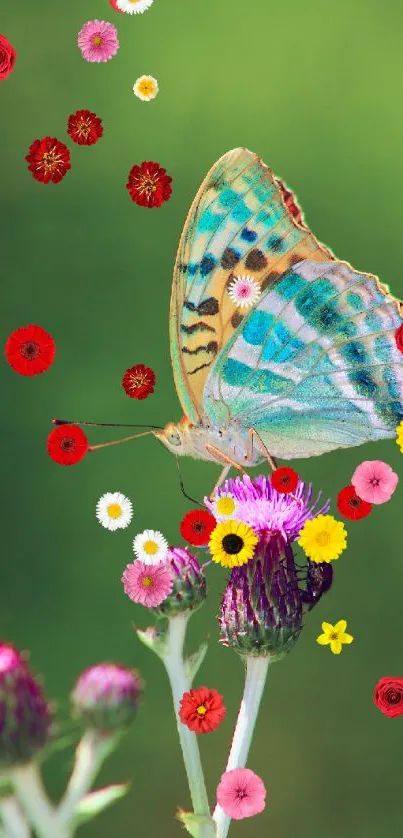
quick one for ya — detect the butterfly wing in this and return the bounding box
[169,148,333,423]
[203,259,403,458]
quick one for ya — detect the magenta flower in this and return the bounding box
[77,20,119,63]
[352,460,399,505]
[216,767,266,820]
[71,663,143,732]
[122,560,173,607]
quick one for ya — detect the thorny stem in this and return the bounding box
[213,656,270,838]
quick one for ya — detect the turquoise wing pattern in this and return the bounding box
[203,259,403,458]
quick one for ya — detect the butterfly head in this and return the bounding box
[153,421,191,456]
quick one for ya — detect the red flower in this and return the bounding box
[5,325,56,376]
[336,485,372,520]
[122,364,155,399]
[126,161,172,208]
[0,34,16,81]
[108,0,124,10]
[395,323,403,354]
[26,137,71,185]
[179,686,226,734]
[180,510,217,546]
[271,466,299,494]
[374,677,403,718]
[47,425,88,466]
[67,110,103,146]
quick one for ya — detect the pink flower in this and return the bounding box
[121,560,173,607]
[351,460,399,505]
[216,768,266,821]
[77,20,119,63]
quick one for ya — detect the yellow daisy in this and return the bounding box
[211,493,238,519]
[396,420,403,453]
[316,620,354,654]
[133,75,159,102]
[208,520,258,568]
[297,514,347,563]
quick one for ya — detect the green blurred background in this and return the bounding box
[2,0,403,835]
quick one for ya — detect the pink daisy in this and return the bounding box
[216,768,266,821]
[77,20,119,64]
[351,460,399,505]
[227,275,261,309]
[121,560,173,607]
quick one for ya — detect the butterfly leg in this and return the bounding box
[205,445,245,499]
[247,428,278,472]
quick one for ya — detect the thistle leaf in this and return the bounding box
[184,642,208,684]
[135,625,167,659]
[72,783,129,827]
[177,809,216,837]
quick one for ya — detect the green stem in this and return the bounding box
[0,796,31,838]
[57,731,115,827]
[212,656,270,838]
[11,762,69,838]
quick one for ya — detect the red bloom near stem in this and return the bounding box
[122,364,155,399]
[374,677,403,718]
[337,485,372,520]
[47,425,89,466]
[126,161,172,208]
[395,324,403,354]
[0,34,17,80]
[5,325,56,376]
[271,466,299,494]
[180,510,217,546]
[26,137,71,184]
[67,110,104,146]
[179,686,226,734]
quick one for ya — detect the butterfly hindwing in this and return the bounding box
[170,148,333,422]
[203,259,403,458]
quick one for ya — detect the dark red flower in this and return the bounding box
[26,137,71,184]
[374,677,403,718]
[122,364,155,399]
[395,324,403,354]
[67,110,103,146]
[108,0,124,10]
[337,485,372,520]
[179,686,226,734]
[271,466,299,494]
[0,34,16,81]
[180,510,217,546]
[47,425,88,465]
[5,325,56,376]
[126,161,172,208]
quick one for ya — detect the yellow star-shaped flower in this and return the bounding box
[396,420,403,453]
[316,620,354,654]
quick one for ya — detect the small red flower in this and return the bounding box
[336,485,372,520]
[374,677,403,718]
[108,0,124,10]
[179,686,226,734]
[180,510,217,546]
[67,109,103,146]
[47,425,88,466]
[26,137,71,184]
[395,323,403,354]
[5,325,56,376]
[0,34,17,81]
[122,364,155,399]
[271,466,299,494]
[126,161,172,208]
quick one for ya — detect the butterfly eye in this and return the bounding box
[169,430,182,447]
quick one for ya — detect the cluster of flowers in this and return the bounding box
[26,110,104,185]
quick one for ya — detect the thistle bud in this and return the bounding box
[157,547,207,617]
[219,535,303,661]
[0,643,51,767]
[71,663,143,733]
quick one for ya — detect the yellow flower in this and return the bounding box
[316,620,354,654]
[133,75,159,102]
[297,514,347,563]
[396,420,403,453]
[212,493,238,518]
[209,519,258,568]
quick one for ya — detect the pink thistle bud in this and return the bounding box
[0,643,51,767]
[71,663,143,733]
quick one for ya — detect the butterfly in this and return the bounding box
[150,147,403,491]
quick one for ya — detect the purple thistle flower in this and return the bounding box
[157,547,207,617]
[0,643,51,766]
[71,663,143,733]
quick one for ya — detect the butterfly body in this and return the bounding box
[154,417,265,467]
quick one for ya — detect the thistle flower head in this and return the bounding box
[71,663,143,733]
[0,643,51,766]
[157,547,207,617]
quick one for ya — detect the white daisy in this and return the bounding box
[133,529,169,565]
[96,492,133,531]
[227,274,261,309]
[211,493,238,519]
[117,0,154,14]
[133,75,159,102]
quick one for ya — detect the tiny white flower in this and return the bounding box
[117,0,154,14]
[227,275,261,309]
[212,493,238,519]
[96,492,133,531]
[133,529,169,565]
[133,75,159,102]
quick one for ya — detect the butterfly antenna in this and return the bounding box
[52,418,164,430]
[175,457,201,506]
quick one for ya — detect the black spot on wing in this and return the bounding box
[181,321,215,335]
[245,249,268,270]
[188,362,213,376]
[182,341,218,356]
[184,297,219,315]
[221,248,241,269]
